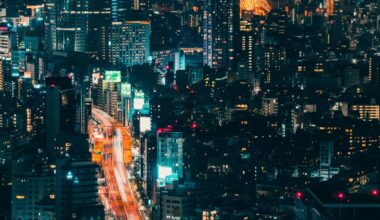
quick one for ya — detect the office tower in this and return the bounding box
[369,52,380,87]
[80,96,91,134]
[150,12,181,51]
[343,66,360,88]
[327,5,344,48]
[45,0,110,56]
[203,0,239,71]
[12,171,56,220]
[262,97,279,116]
[0,57,10,92]
[0,134,13,184]
[84,0,111,60]
[25,56,39,82]
[157,131,183,187]
[45,77,76,151]
[266,9,287,38]
[182,1,202,46]
[319,141,339,181]
[351,104,380,121]
[150,96,175,128]
[100,78,121,121]
[111,0,131,21]
[4,0,24,17]
[239,20,255,83]
[141,133,156,200]
[55,159,101,220]
[160,193,192,220]
[263,45,286,85]
[0,25,16,58]
[45,0,88,52]
[109,20,150,67]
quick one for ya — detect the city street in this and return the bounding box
[90,108,143,220]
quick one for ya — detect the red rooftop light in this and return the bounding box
[371,189,379,197]
[296,191,302,199]
[191,122,198,129]
[337,192,345,199]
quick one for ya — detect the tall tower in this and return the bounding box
[45,77,76,153]
[45,0,89,51]
[203,0,239,71]
[369,52,380,87]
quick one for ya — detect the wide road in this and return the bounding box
[91,107,142,220]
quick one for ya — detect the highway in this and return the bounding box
[90,107,143,220]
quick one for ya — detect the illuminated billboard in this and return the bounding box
[133,90,145,110]
[121,83,132,97]
[140,116,151,133]
[158,165,172,179]
[104,70,121,82]
[157,165,179,187]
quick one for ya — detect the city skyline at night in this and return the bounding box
[0,0,380,220]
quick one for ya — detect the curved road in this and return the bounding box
[91,108,142,220]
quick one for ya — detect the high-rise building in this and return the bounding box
[351,104,380,121]
[263,45,286,85]
[45,77,76,151]
[319,141,339,181]
[343,66,360,88]
[55,159,102,220]
[12,172,56,220]
[45,0,110,57]
[109,20,150,67]
[368,52,380,87]
[327,6,344,48]
[262,97,279,116]
[99,78,121,121]
[80,96,91,134]
[203,0,239,71]
[239,20,255,83]
[111,0,131,21]
[157,131,183,187]
[4,0,24,17]
[266,9,287,37]
[0,57,11,92]
[141,133,156,200]
[0,25,16,58]
[160,193,192,220]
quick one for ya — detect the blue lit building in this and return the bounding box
[157,131,183,187]
[109,20,151,67]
